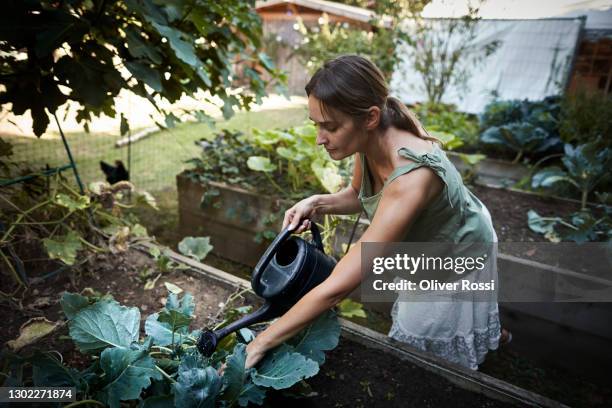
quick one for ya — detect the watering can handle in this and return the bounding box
[252,219,324,286]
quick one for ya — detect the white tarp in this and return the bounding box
[390,18,584,114]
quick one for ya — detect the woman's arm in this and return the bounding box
[245,166,443,368]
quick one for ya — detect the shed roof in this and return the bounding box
[255,0,392,26]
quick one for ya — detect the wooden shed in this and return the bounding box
[255,0,381,94]
[567,29,612,96]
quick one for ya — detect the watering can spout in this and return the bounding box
[197,220,336,357]
[197,302,282,357]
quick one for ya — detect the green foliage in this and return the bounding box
[4,290,341,407]
[479,96,562,163]
[337,298,367,319]
[185,124,353,200]
[42,229,83,265]
[178,236,213,262]
[173,354,222,408]
[291,14,397,81]
[531,139,611,209]
[559,89,612,148]
[1,141,159,290]
[0,0,282,136]
[97,344,162,408]
[250,344,319,389]
[415,102,479,147]
[66,299,141,353]
[527,208,611,243]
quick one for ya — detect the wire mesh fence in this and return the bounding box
[1,95,309,196]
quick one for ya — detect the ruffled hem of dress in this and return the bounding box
[387,300,501,371]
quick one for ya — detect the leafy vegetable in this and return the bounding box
[178,236,214,262]
[67,299,140,353]
[532,139,612,209]
[11,285,341,407]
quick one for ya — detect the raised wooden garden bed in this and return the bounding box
[138,242,567,408]
[177,172,612,381]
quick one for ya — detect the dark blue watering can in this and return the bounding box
[197,220,337,356]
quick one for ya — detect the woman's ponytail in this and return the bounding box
[385,96,440,144]
[305,55,440,145]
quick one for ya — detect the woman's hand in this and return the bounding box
[283,195,319,233]
[216,339,267,376]
[245,340,266,369]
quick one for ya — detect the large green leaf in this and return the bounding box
[60,292,90,320]
[68,300,140,353]
[178,236,213,261]
[311,160,342,193]
[151,22,198,67]
[158,310,192,332]
[42,230,83,265]
[220,343,266,407]
[247,156,276,173]
[125,27,163,64]
[288,310,340,364]
[97,346,162,408]
[173,354,222,408]
[145,292,193,346]
[531,167,575,189]
[30,351,83,389]
[125,61,163,92]
[250,344,319,390]
[166,291,195,316]
[527,210,559,235]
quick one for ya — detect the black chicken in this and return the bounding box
[100,160,129,184]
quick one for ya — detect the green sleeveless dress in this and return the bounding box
[358,143,501,370]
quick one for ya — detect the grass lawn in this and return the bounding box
[4,106,309,193]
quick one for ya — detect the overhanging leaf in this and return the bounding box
[251,344,319,390]
[69,300,140,353]
[97,346,163,408]
[287,310,340,364]
[221,343,266,407]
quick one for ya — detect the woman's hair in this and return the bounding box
[305,54,439,144]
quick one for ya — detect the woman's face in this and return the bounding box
[308,95,364,160]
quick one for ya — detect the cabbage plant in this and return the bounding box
[2,290,340,407]
[531,139,611,210]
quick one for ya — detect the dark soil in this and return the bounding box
[1,247,248,371]
[469,185,580,242]
[267,339,514,408]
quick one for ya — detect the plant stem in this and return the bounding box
[0,198,52,243]
[512,150,523,164]
[0,249,26,287]
[155,365,176,383]
[581,189,588,211]
[78,237,104,252]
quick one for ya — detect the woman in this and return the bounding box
[241,54,510,371]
